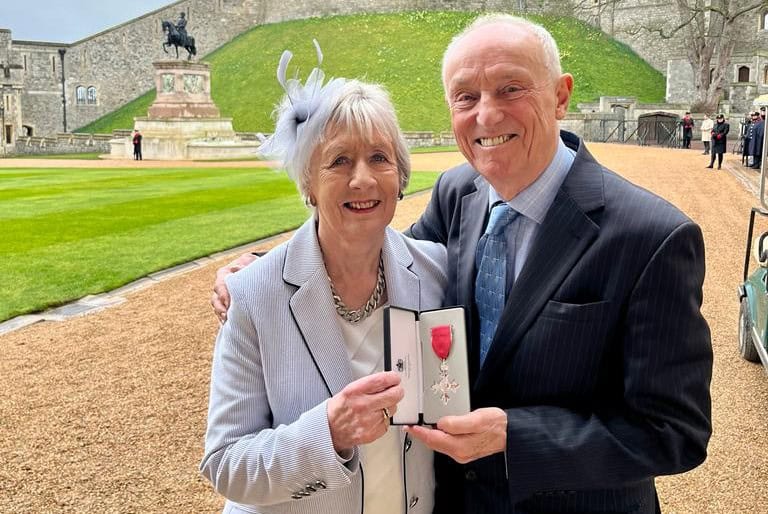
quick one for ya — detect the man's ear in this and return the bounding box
[555,73,574,120]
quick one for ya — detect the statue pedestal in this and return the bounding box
[109,61,259,160]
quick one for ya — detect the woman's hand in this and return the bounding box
[327,371,404,454]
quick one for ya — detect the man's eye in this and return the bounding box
[450,93,477,108]
[503,86,523,96]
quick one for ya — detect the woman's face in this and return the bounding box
[309,124,400,247]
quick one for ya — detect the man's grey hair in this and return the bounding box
[275,80,411,203]
[441,13,562,89]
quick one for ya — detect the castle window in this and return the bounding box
[738,66,750,83]
[87,86,97,105]
[76,86,86,105]
[764,66,768,85]
[761,12,768,30]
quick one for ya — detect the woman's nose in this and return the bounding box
[349,161,376,187]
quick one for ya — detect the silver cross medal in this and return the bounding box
[430,325,459,405]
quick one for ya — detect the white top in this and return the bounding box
[701,119,714,141]
[337,307,405,514]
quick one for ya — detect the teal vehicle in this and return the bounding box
[738,101,768,369]
[739,209,768,368]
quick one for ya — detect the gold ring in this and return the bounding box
[382,407,391,421]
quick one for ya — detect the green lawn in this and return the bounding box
[79,11,665,135]
[0,167,439,322]
[411,145,459,154]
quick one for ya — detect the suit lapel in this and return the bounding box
[285,219,353,396]
[475,144,605,391]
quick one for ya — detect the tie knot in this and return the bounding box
[485,203,517,237]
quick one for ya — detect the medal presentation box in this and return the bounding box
[383,306,470,425]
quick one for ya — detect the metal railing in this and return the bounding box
[582,119,680,147]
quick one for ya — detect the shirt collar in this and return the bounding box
[488,138,576,224]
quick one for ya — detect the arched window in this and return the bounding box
[738,66,751,82]
[763,66,768,85]
[86,86,97,105]
[75,86,86,105]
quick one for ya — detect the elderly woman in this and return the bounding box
[199,46,446,514]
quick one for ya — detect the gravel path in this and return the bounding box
[1,144,767,513]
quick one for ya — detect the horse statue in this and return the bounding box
[162,20,197,60]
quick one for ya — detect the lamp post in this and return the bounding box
[58,48,67,133]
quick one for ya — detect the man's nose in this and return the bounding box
[475,94,504,127]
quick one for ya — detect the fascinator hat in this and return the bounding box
[258,40,411,203]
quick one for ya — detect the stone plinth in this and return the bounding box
[108,60,259,160]
[147,61,220,119]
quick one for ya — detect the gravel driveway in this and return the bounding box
[1,144,766,513]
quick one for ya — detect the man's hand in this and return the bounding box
[211,252,259,323]
[404,407,507,464]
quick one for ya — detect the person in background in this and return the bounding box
[681,111,694,149]
[741,112,755,165]
[700,113,713,155]
[707,113,729,170]
[132,129,142,161]
[750,109,764,170]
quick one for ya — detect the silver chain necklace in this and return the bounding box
[328,256,386,324]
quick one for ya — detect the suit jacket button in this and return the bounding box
[404,435,413,452]
[408,496,419,508]
[464,470,477,481]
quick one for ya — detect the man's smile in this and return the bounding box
[477,134,516,147]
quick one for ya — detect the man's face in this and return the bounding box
[443,24,573,198]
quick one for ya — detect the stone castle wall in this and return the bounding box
[3,0,768,141]
[589,1,768,111]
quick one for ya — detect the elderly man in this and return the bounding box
[212,14,712,514]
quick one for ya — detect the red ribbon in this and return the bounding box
[430,325,452,360]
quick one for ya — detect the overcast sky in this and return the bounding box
[2,1,175,43]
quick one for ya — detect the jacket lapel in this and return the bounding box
[475,144,605,391]
[285,222,421,396]
[285,219,354,396]
[382,227,421,313]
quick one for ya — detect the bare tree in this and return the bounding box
[626,0,767,112]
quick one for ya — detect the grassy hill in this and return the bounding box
[79,11,665,134]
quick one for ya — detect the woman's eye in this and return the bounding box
[372,153,389,163]
[331,156,348,167]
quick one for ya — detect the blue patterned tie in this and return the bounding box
[475,203,518,366]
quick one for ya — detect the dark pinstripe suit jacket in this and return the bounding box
[407,131,712,514]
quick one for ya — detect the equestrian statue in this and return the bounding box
[162,12,197,60]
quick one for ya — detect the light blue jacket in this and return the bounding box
[201,218,447,514]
